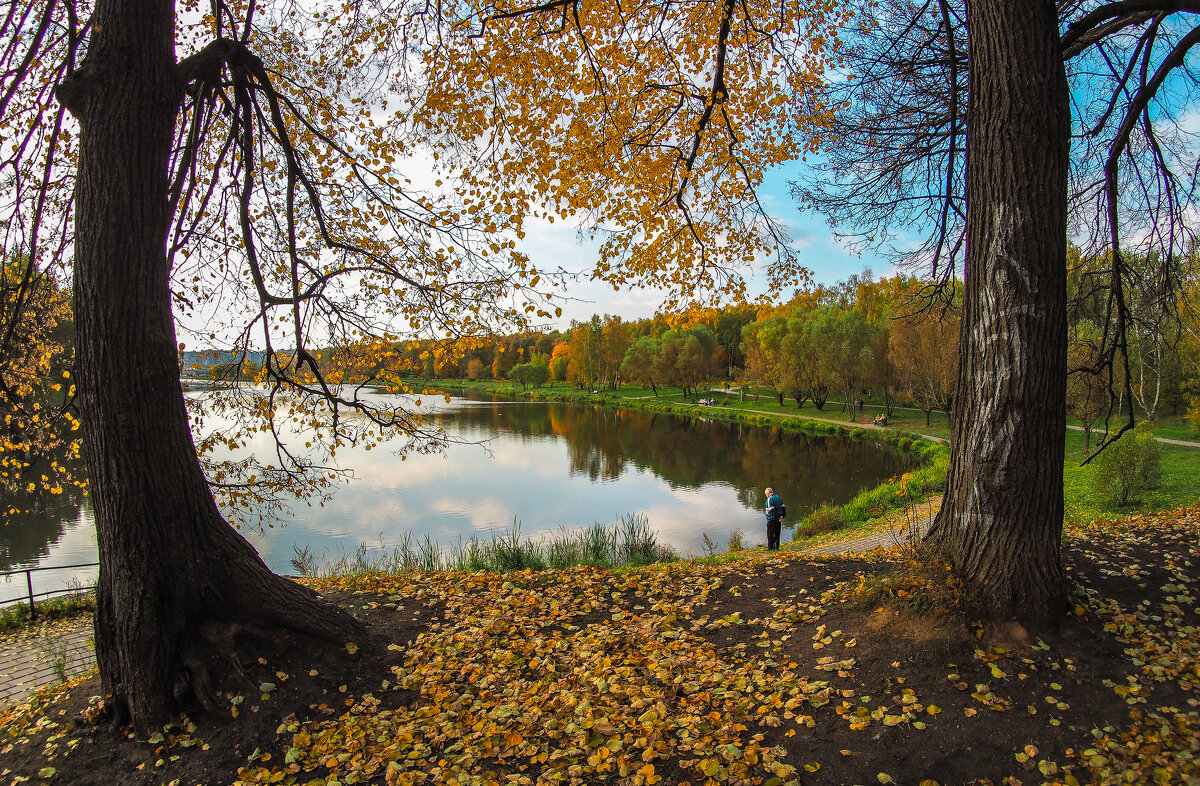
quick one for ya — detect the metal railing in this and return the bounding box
[0,562,98,621]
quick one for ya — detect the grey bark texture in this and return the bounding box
[924,0,1071,625]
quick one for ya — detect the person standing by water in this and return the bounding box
[764,487,785,550]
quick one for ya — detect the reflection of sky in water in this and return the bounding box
[5,394,910,586]
[0,505,99,606]
[239,432,777,573]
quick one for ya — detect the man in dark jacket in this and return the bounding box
[764,487,785,550]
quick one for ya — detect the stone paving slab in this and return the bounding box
[0,619,94,708]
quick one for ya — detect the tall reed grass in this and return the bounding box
[290,513,676,578]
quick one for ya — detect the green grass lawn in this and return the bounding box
[1063,427,1200,522]
[1144,412,1200,441]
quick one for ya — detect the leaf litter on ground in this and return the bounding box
[0,508,1198,785]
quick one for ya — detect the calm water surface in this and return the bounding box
[0,391,914,601]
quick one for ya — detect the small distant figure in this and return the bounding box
[764,487,786,551]
[873,414,888,427]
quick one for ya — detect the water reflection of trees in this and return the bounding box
[0,455,89,572]
[445,403,913,515]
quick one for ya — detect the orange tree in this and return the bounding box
[889,291,960,428]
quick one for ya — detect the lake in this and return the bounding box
[0,391,914,602]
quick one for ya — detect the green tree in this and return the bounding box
[1091,422,1162,507]
[790,308,838,410]
[740,315,790,405]
[510,362,549,389]
[1067,320,1111,452]
[823,308,877,422]
[621,336,665,395]
[673,325,720,398]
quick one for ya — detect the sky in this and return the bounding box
[505,162,893,331]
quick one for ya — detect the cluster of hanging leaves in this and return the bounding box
[411,0,855,306]
[0,257,82,508]
[0,0,85,508]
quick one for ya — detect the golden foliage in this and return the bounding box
[415,0,853,307]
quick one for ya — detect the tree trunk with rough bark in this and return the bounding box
[923,0,1071,626]
[57,0,367,731]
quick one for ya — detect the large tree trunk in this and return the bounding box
[923,0,1070,625]
[58,0,366,731]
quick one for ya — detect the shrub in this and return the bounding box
[654,543,679,563]
[1091,422,1161,507]
[580,522,616,567]
[490,536,547,572]
[798,504,847,536]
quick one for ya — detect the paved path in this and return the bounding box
[703,389,948,443]
[708,388,1200,449]
[1064,422,1200,448]
[0,620,94,708]
[799,510,935,557]
[709,403,948,444]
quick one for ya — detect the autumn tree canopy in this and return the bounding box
[0,0,862,728]
[410,0,852,304]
